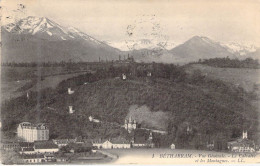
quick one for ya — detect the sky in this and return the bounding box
[1,0,260,50]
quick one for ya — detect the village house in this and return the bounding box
[132,132,154,148]
[92,139,105,149]
[110,137,131,149]
[34,141,59,153]
[227,131,256,152]
[132,139,154,148]
[1,142,20,151]
[69,106,75,114]
[206,141,214,150]
[44,154,56,162]
[21,153,58,163]
[19,141,59,154]
[68,88,74,94]
[17,122,49,142]
[92,137,131,149]
[52,138,76,147]
[21,154,45,164]
[19,142,34,152]
[56,157,68,162]
[147,72,152,77]
[89,116,100,123]
[19,147,35,155]
[170,143,175,149]
[122,73,127,80]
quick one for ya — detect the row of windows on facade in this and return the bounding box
[17,122,49,142]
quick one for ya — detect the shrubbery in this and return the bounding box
[1,62,258,149]
[196,57,260,69]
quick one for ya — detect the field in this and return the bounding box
[186,64,260,142]
[186,64,260,92]
[1,63,259,149]
[103,148,260,164]
[28,72,89,91]
[0,66,90,102]
[1,80,30,102]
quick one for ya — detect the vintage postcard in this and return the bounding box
[0,0,260,165]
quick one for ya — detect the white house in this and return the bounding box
[89,116,100,123]
[93,119,100,123]
[34,141,59,154]
[19,148,35,155]
[89,116,93,122]
[34,147,59,154]
[102,140,114,149]
[92,137,131,149]
[52,139,76,147]
[22,154,45,164]
[122,74,127,80]
[69,106,75,114]
[68,88,75,95]
[170,143,175,149]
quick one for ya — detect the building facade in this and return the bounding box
[17,122,49,142]
[92,137,131,149]
[22,154,45,164]
[124,116,137,133]
[1,142,20,151]
[132,132,155,148]
[170,143,175,149]
[227,131,255,152]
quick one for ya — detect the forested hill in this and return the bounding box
[195,57,260,69]
[1,63,258,148]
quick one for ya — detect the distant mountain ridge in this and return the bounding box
[1,16,121,62]
[221,42,258,56]
[169,36,236,63]
[1,16,259,63]
[4,16,104,43]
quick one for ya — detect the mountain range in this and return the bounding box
[1,16,259,63]
[1,16,120,62]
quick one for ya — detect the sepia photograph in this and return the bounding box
[0,0,260,165]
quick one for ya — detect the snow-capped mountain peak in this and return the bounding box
[5,16,53,33]
[3,16,102,44]
[2,16,121,63]
[220,42,258,56]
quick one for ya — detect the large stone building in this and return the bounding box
[17,122,49,142]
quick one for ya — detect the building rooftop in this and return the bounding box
[19,142,34,148]
[228,138,255,146]
[110,137,130,144]
[34,141,58,149]
[53,139,76,144]
[21,147,35,152]
[21,154,45,159]
[18,122,48,130]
